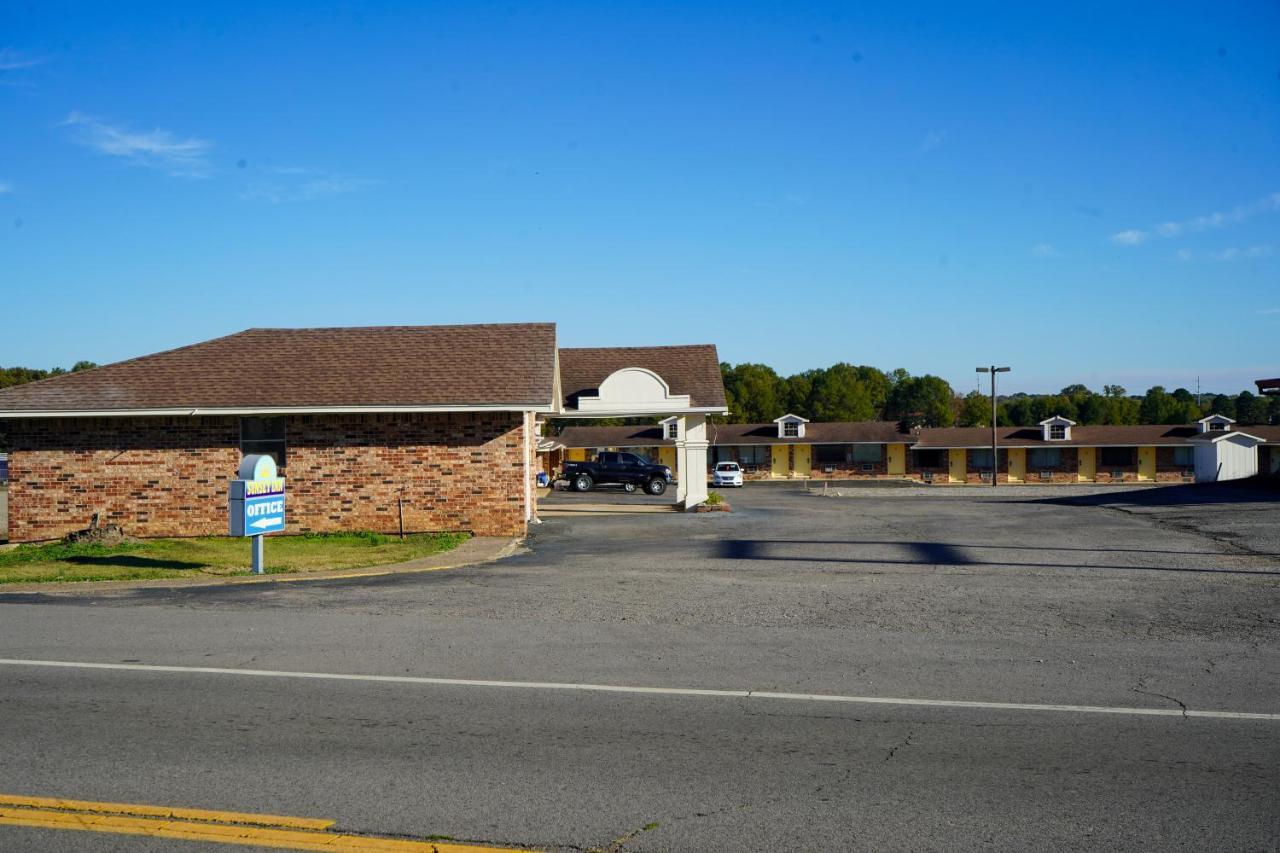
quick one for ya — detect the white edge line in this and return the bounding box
[0,659,1275,721]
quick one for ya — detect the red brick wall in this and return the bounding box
[7,412,529,543]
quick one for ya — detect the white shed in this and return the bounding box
[1189,430,1265,482]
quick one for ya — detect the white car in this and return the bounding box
[712,461,744,488]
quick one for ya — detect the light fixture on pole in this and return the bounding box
[976,366,1011,487]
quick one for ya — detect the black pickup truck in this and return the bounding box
[561,451,674,496]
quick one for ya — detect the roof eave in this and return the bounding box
[0,403,557,419]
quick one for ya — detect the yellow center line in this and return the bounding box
[0,793,335,830]
[0,798,535,853]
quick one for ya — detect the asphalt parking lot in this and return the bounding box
[1,482,1277,850]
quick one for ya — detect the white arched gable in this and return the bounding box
[574,367,692,413]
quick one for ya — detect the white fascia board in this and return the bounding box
[557,407,726,419]
[0,403,556,419]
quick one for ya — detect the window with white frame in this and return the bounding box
[1048,424,1066,440]
[782,421,800,437]
[666,421,679,440]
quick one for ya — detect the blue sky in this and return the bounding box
[2,1,1277,395]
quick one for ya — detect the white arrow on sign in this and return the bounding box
[250,518,282,530]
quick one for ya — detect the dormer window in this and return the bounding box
[1197,414,1235,434]
[667,422,680,439]
[773,413,809,439]
[1039,415,1075,442]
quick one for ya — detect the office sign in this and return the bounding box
[229,454,286,537]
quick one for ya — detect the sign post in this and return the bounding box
[229,454,286,574]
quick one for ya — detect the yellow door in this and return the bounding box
[887,443,905,476]
[770,445,788,478]
[1007,447,1025,482]
[793,445,811,478]
[1138,446,1156,481]
[948,448,967,483]
[1077,447,1096,482]
[567,448,587,462]
[658,446,677,473]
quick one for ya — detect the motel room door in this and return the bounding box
[948,449,966,483]
[770,445,788,478]
[792,445,812,478]
[887,444,906,476]
[1077,447,1097,482]
[1007,447,1025,482]
[1138,446,1156,481]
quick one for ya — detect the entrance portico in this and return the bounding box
[553,345,728,509]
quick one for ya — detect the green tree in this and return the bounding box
[958,391,991,427]
[1234,391,1268,424]
[1103,384,1127,398]
[1207,394,1236,420]
[71,360,99,372]
[808,363,878,422]
[721,363,784,423]
[885,375,955,427]
[780,371,816,418]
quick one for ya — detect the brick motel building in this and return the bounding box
[0,323,726,543]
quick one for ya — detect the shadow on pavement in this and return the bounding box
[717,539,1280,576]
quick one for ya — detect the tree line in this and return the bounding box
[1,361,99,389]
[721,363,1280,428]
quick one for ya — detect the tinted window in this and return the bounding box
[1028,448,1062,468]
[913,449,943,467]
[1099,447,1133,467]
[241,416,287,469]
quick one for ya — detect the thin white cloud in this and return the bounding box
[300,176,379,199]
[1030,243,1058,257]
[917,129,947,154]
[0,182,11,194]
[1111,192,1280,246]
[62,112,213,178]
[242,168,378,203]
[1175,245,1273,262]
[0,48,45,70]
[1256,307,1280,315]
[1214,245,1272,262]
[1111,229,1147,246]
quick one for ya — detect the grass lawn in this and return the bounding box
[0,531,470,585]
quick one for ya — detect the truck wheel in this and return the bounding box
[573,473,594,492]
[646,478,667,496]
[623,482,637,493]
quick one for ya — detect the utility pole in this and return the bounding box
[976,366,1011,487]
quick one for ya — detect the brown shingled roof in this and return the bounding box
[0,324,558,415]
[556,420,910,448]
[912,424,1202,448]
[558,345,727,412]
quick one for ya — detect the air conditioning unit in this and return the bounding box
[1111,470,1124,480]
[980,471,993,482]
[861,464,874,473]
[824,466,835,474]
[1039,470,1053,481]
[922,471,934,483]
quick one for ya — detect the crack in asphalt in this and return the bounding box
[884,730,915,762]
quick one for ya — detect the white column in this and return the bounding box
[674,415,688,505]
[681,414,709,509]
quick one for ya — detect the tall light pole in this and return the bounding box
[976,366,1011,487]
